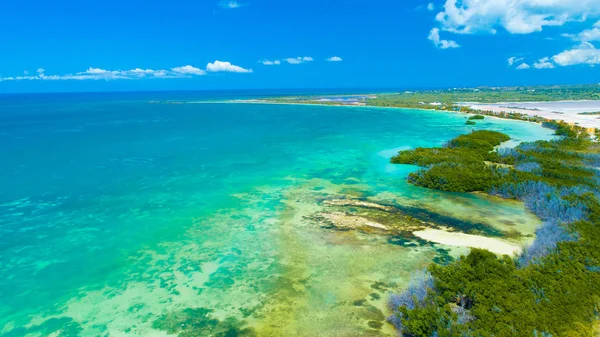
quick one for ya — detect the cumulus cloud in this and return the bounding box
[261,59,281,65]
[434,0,600,35]
[427,3,435,11]
[129,68,161,76]
[563,27,600,42]
[507,56,525,66]
[283,56,314,64]
[326,56,343,62]
[552,42,600,66]
[533,57,555,69]
[206,60,253,73]
[171,65,206,75]
[527,43,600,69]
[219,0,244,9]
[427,0,600,66]
[428,28,460,49]
[0,62,254,82]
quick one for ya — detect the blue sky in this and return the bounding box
[1,0,600,93]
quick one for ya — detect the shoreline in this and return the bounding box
[413,229,522,256]
[151,99,557,256]
[222,98,600,131]
[233,100,550,256]
[463,101,600,130]
[167,99,563,129]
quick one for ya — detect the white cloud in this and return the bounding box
[206,60,253,73]
[428,28,460,49]
[283,57,314,64]
[533,57,555,69]
[83,67,114,75]
[1,61,254,82]
[435,0,600,35]
[127,68,160,76]
[552,42,600,66]
[565,28,600,42]
[0,64,222,82]
[283,58,302,64]
[23,70,29,75]
[427,3,435,11]
[71,67,127,79]
[261,59,281,65]
[219,0,243,9]
[153,70,169,78]
[516,63,531,69]
[507,56,524,66]
[171,65,206,75]
[326,56,343,62]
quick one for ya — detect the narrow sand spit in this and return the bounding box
[413,229,522,256]
[464,101,600,129]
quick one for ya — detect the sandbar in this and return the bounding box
[413,229,522,256]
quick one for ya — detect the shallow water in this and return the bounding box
[0,95,555,336]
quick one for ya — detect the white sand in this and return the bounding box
[464,100,600,129]
[413,229,522,256]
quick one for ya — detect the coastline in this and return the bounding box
[212,99,552,256]
[463,100,600,130]
[168,99,563,130]
[385,112,600,336]
[213,96,600,131]
[5,93,597,336]
[146,98,578,280]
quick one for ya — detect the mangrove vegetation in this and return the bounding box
[388,123,600,336]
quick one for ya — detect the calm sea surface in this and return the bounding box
[0,92,555,336]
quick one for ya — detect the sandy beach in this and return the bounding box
[413,229,522,256]
[464,100,600,129]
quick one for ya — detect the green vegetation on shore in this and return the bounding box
[366,85,600,109]
[264,85,600,112]
[388,123,600,336]
[391,125,596,193]
[391,130,509,192]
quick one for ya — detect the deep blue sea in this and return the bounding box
[0,92,555,336]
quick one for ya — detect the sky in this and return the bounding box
[1,0,600,93]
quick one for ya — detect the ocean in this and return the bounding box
[0,92,555,336]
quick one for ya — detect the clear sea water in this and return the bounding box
[0,92,555,336]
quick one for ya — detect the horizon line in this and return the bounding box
[1,83,599,96]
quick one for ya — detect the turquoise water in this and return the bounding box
[0,94,555,336]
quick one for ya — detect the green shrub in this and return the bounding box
[388,124,600,336]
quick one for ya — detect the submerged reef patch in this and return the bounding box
[153,307,256,336]
[312,196,520,243]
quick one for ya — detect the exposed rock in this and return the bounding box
[323,199,396,212]
[315,212,390,231]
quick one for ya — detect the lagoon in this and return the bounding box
[0,94,555,336]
